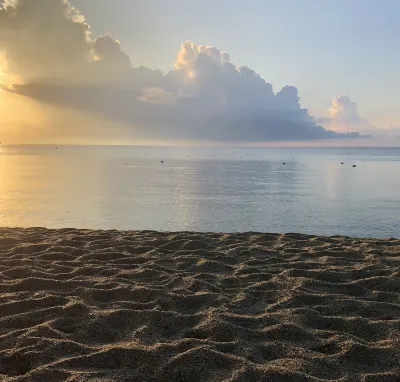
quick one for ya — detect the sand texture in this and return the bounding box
[0,228,399,381]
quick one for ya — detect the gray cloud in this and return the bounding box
[138,87,178,105]
[93,35,131,69]
[0,0,90,82]
[0,0,134,85]
[0,1,367,143]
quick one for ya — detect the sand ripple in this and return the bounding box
[0,228,399,381]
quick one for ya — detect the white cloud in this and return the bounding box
[174,40,231,73]
[315,95,400,138]
[329,95,365,124]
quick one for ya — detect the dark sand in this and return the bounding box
[0,228,399,381]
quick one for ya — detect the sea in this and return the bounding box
[0,145,399,238]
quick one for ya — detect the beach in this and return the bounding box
[0,227,399,381]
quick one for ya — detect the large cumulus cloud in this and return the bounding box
[0,0,365,142]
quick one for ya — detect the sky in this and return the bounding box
[71,0,400,124]
[0,0,399,145]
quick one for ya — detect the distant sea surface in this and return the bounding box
[0,145,399,238]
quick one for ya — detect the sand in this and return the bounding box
[0,228,399,381]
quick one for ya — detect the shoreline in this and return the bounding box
[1,228,399,381]
[1,226,399,241]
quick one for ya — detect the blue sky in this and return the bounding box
[71,0,400,127]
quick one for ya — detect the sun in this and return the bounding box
[188,71,196,79]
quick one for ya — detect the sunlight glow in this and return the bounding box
[0,67,4,90]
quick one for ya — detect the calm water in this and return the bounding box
[0,145,399,238]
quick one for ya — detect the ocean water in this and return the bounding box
[0,145,399,238]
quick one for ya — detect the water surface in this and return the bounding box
[0,145,399,238]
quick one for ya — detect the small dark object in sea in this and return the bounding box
[352,165,356,167]
[161,161,164,163]
[283,162,286,165]
[341,162,344,164]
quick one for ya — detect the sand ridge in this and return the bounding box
[0,228,399,381]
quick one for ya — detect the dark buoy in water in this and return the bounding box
[283,162,286,165]
[161,161,164,163]
[352,165,356,168]
[341,162,344,164]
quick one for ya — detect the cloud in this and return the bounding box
[93,35,131,69]
[0,0,367,143]
[0,0,133,86]
[315,95,368,130]
[138,87,178,105]
[174,40,231,73]
[317,95,400,138]
[329,95,367,125]
[0,0,91,82]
